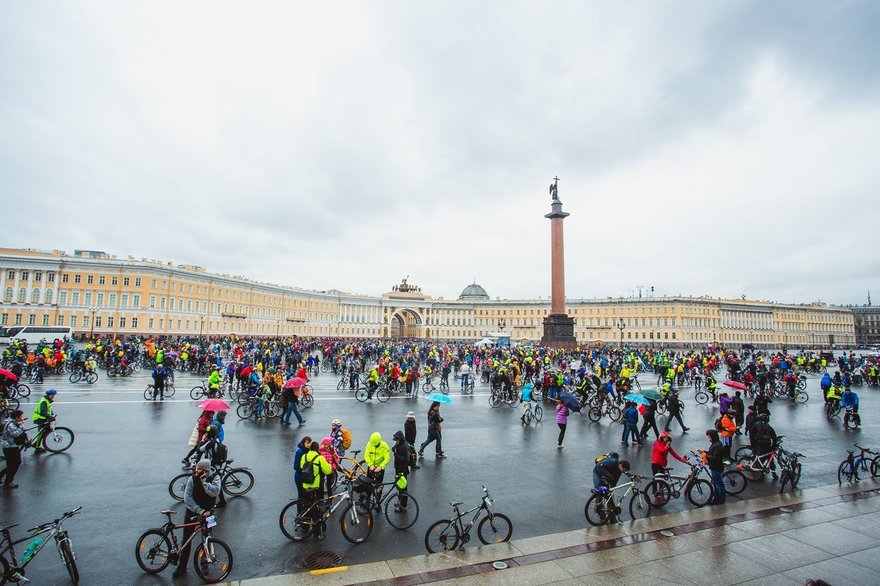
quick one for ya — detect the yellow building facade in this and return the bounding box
[0,248,855,349]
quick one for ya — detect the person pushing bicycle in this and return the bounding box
[174,459,221,578]
[31,388,57,453]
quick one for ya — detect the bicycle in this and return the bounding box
[777,449,804,493]
[355,472,421,529]
[838,445,879,484]
[22,420,75,454]
[135,508,232,583]
[424,486,512,553]
[144,383,177,400]
[488,387,517,408]
[169,459,255,501]
[6,383,30,401]
[355,386,391,403]
[279,478,373,543]
[521,401,543,425]
[461,378,475,395]
[736,439,788,482]
[67,369,98,385]
[1,506,81,584]
[584,473,653,526]
[587,401,622,423]
[645,460,715,508]
[825,399,841,419]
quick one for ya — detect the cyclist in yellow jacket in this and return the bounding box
[364,432,390,484]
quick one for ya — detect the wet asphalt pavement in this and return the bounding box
[1,366,876,584]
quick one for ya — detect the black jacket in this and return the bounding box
[404,419,416,445]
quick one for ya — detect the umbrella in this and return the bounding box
[283,377,308,389]
[723,381,748,391]
[0,368,18,382]
[197,398,230,411]
[625,393,651,405]
[425,393,453,404]
[559,391,582,413]
[640,389,663,400]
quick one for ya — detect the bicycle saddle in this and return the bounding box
[449,501,463,507]
[160,509,176,516]
[1,523,19,532]
[350,450,362,456]
[225,458,234,464]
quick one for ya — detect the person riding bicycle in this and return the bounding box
[519,382,535,423]
[174,458,222,578]
[783,370,798,398]
[592,453,631,523]
[841,387,860,428]
[363,432,390,484]
[207,366,222,397]
[366,366,380,399]
[31,388,57,452]
[705,373,718,400]
[825,383,842,411]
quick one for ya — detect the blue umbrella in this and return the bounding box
[559,391,582,413]
[624,393,651,405]
[426,393,453,404]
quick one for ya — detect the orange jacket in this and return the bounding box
[719,414,737,438]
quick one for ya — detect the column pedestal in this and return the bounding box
[540,313,576,349]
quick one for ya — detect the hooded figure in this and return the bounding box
[364,432,390,483]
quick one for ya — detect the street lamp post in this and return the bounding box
[498,318,506,332]
[89,306,98,339]
[198,314,205,339]
[618,320,626,349]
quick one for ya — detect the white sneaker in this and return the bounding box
[557,444,564,449]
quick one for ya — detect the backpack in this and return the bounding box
[714,417,724,432]
[300,452,318,485]
[340,428,352,450]
[210,442,228,466]
[595,451,619,464]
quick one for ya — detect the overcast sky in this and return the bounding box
[2,1,878,306]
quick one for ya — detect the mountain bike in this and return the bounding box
[1,506,81,584]
[169,460,255,501]
[144,383,176,400]
[354,473,420,529]
[838,445,879,484]
[645,460,715,508]
[424,486,512,553]
[135,509,232,583]
[587,401,622,423]
[584,473,653,526]
[279,478,373,543]
[22,420,75,453]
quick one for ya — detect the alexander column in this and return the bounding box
[540,177,577,349]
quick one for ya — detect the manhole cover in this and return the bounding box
[492,561,509,570]
[304,551,344,570]
[660,530,675,537]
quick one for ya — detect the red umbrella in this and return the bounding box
[0,368,18,382]
[723,380,748,391]
[283,377,308,390]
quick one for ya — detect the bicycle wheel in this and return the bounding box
[58,537,79,583]
[301,393,314,409]
[337,378,346,390]
[222,468,255,497]
[838,460,856,484]
[165,384,176,398]
[355,389,369,402]
[584,493,610,526]
[425,519,460,553]
[608,406,622,422]
[522,410,531,425]
[488,394,501,408]
[534,405,543,422]
[723,470,747,495]
[793,391,808,404]
[384,492,420,529]
[779,469,792,493]
[68,371,82,384]
[376,389,391,403]
[236,402,255,420]
[686,478,713,507]
[194,537,233,583]
[339,500,373,544]
[628,492,652,521]
[169,473,189,502]
[871,455,880,478]
[190,386,206,400]
[587,407,602,423]
[86,372,98,384]
[279,500,313,541]
[14,383,30,398]
[42,427,74,453]
[645,479,673,508]
[135,529,172,573]
[143,386,155,400]
[790,462,802,487]
[265,401,280,418]
[695,391,709,405]
[478,512,513,544]
[738,458,764,482]
[734,446,754,461]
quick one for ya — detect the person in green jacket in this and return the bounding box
[364,432,390,484]
[300,443,332,539]
[31,389,56,452]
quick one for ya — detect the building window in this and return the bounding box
[119,317,126,328]
[95,317,102,328]
[133,294,140,308]
[5,270,13,280]
[14,313,22,325]
[28,314,35,325]
[3,287,11,302]
[87,275,93,284]
[84,292,92,306]
[148,318,154,329]
[71,292,80,305]
[121,294,128,308]
[99,276,105,285]
[18,288,26,303]
[74,275,81,284]
[61,274,68,283]
[34,271,41,282]
[107,316,114,328]
[150,295,156,309]
[123,277,129,286]
[56,314,64,326]
[132,317,138,328]
[42,314,49,326]
[45,289,53,304]
[109,293,116,307]
[20,271,28,281]
[31,289,40,303]
[47,273,55,283]
[0,314,6,325]
[135,278,141,287]
[68,314,76,328]
[82,316,89,328]
[111,276,117,286]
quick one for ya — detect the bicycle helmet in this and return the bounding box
[47,388,58,395]
[331,419,342,427]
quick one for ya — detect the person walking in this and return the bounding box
[718,410,737,461]
[404,412,419,468]
[182,410,214,467]
[638,399,660,442]
[418,402,446,459]
[556,399,569,449]
[731,391,745,434]
[702,430,726,505]
[0,410,26,488]
[281,384,305,426]
[663,389,689,432]
[173,459,221,578]
[621,401,640,446]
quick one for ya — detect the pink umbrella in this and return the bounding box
[283,377,308,390]
[723,380,748,391]
[0,368,18,382]
[197,398,230,411]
